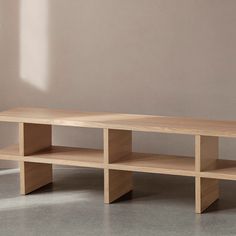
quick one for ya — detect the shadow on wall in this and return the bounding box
[1,0,236,168]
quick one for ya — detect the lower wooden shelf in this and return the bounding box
[109,152,195,177]
[0,145,104,168]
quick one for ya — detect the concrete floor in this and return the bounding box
[0,169,236,236]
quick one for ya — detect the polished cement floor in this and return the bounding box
[0,168,236,236]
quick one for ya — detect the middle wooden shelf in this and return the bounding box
[109,153,195,176]
[0,144,195,176]
[1,144,236,181]
[0,145,104,168]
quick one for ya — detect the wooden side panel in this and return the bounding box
[19,123,53,194]
[104,129,132,164]
[195,177,219,213]
[104,129,133,203]
[20,162,53,194]
[104,169,132,203]
[195,135,219,213]
[195,135,218,171]
[19,123,52,156]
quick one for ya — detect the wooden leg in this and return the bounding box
[19,123,52,194]
[104,129,133,203]
[195,177,219,213]
[20,162,53,194]
[104,169,132,203]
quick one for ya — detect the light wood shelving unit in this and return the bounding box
[1,107,236,213]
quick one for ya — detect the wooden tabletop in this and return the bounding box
[0,107,236,137]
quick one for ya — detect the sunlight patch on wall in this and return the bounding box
[20,0,49,91]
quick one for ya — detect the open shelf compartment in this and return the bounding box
[200,159,236,180]
[0,145,104,168]
[108,152,195,176]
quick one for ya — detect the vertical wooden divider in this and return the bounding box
[195,135,219,213]
[104,129,133,203]
[19,123,53,194]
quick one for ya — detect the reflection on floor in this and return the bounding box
[0,168,236,236]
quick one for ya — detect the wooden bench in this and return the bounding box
[1,107,236,213]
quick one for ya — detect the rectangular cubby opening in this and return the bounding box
[0,123,19,167]
[50,126,104,168]
[201,137,236,180]
[108,131,195,176]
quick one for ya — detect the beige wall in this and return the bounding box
[1,0,236,168]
